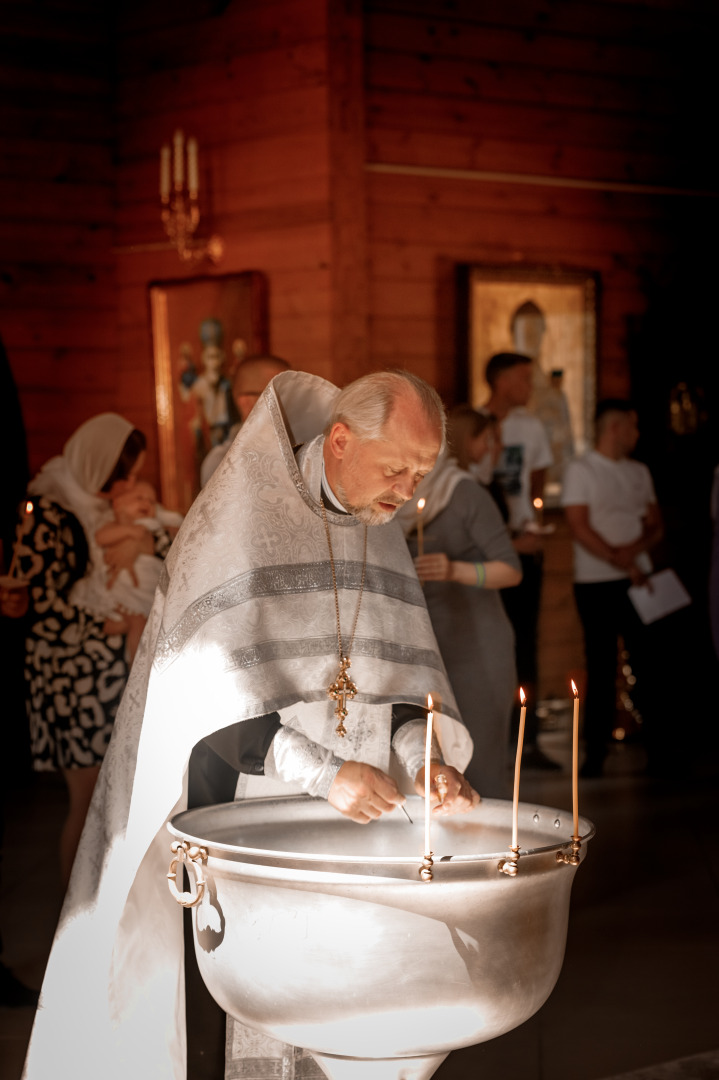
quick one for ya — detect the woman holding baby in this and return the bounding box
[0,414,177,888]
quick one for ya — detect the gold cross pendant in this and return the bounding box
[327,656,357,737]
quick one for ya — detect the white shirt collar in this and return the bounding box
[321,458,349,514]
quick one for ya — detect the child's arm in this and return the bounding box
[102,529,155,587]
[95,521,149,547]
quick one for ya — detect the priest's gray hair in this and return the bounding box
[328,370,446,446]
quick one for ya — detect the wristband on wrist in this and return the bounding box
[475,562,486,587]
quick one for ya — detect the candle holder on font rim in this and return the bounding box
[556,836,582,866]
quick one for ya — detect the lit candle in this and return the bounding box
[570,679,580,840]
[533,496,544,528]
[160,144,171,199]
[187,137,199,196]
[424,692,434,857]
[416,497,426,558]
[511,687,526,851]
[6,501,33,579]
[173,129,184,187]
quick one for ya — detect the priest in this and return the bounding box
[22,369,477,1080]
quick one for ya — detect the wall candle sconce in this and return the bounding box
[160,130,223,263]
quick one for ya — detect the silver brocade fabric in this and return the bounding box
[23,370,471,1080]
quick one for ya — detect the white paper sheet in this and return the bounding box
[628,568,691,624]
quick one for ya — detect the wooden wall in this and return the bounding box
[362,0,717,405]
[112,0,347,492]
[0,1,118,470]
[1,0,715,493]
[1,0,367,485]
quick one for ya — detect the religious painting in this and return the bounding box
[150,271,269,513]
[461,265,598,499]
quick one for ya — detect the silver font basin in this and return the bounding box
[168,796,594,1080]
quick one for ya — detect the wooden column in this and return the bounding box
[327,0,369,385]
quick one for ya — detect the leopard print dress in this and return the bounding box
[15,497,131,771]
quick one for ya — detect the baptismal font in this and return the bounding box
[166,685,593,1080]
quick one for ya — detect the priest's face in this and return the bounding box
[327,392,442,526]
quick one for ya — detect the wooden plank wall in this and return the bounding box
[112,0,342,493]
[362,0,716,405]
[1,0,355,487]
[0,0,118,473]
[3,0,715,490]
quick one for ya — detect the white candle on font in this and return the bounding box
[160,144,171,198]
[571,680,579,840]
[416,497,426,558]
[187,137,199,196]
[511,687,526,850]
[173,129,184,187]
[424,693,434,857]
[7,501,33,579]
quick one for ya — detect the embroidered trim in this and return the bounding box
[154,561,426,669]
[227,635,446,673]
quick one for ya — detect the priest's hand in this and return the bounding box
[328,761,407,824]
[414,763,480,815]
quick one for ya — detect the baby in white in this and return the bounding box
[76,480,183,659]
[96,480,181,611]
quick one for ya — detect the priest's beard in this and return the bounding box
[334,480,407,526]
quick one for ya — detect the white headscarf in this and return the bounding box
[27,413,136,613]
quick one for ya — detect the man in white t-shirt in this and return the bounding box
[562,400,663,776]
[483,352,556,769]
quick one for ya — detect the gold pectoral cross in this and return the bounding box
[327,656,357,737]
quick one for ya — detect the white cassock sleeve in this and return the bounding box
[263,723,345,799]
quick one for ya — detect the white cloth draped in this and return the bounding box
[23,371,470,1080]
[27,413,135,618]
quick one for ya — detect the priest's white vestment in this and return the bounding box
[22,371,472,1080]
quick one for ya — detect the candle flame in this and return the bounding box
[533,497,543,510]
[25,501,33,514]
[571,679,578,698]
[427,692,433,712]
[417,498,426,512]
[519,687,526,706]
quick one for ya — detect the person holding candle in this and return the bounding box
[397,405,522,798]
[0,414,152,889]
[561,399,664,777]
